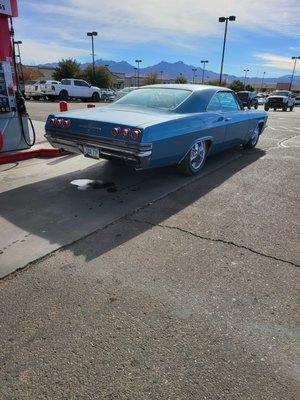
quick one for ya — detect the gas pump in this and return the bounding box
[0,0,35,153]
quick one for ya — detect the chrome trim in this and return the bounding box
[45,130,152,168]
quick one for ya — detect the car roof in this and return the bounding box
[139,84,232,93]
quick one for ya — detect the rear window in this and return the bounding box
[237,92,250,100]
[115,88,192,110]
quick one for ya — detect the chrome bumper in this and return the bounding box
[45,130,152,168]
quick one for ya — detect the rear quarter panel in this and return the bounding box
[142,112,227,168]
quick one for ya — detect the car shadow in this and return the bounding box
[0,147,265,267]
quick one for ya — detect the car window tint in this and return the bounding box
[207,94,222,111]
[61,79,71,85]
[218,92,240,111]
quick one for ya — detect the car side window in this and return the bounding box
[61,79,71,85]
[207,93,222,111]
[74,80,89,87]
[218,92,241,111]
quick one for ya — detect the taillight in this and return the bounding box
[49,118,70,128]
[131,129,141,140]
[122,128,130,137]
[62,119,70,127]
[112,127,121,136]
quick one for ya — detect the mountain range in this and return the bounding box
[39,59,300,84]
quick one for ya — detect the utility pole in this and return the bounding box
[289,56,300,91]
[218,16,236,86]
[201,60,208,84]
[192,68,197,83]
[260,71,266,91]
[135,59,142,87]
[243,69,249,87]
[87,31,98,84]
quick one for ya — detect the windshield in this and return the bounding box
[272,91,289,96]
[115,88,192,110]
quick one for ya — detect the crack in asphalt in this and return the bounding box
[127,217,299,268]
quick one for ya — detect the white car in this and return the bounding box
[294,93,300,106]
[257,94,267,105]
[114,87,137,100]
[43,78,102,102]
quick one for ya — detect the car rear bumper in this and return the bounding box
[45,130,152,168]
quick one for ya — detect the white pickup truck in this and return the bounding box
[43,78,102,102]
[25,80,60,100]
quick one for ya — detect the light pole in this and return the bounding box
[160,70,163,83]
[13,40,25,90]
[243,69,249,87]
[218,16,236,86]
[192,68,197,83]
[135,59,142,87]
[87,31,98,84]
[289,56,300,91]
[200,60,208,84]
[134,67,138,86]
[260,71,266,91]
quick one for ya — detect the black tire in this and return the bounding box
[274,108,277,111]
[254,103,258,110]
[92,92,100,102]
[282,106,287,112]
[243,124,260,149]
[177,140,207,176]
[59,90,68,101]
[290,106,294,111]
[264,106,269,111]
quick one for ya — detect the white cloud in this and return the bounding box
[20,39,91,64]
[254,53,296,70]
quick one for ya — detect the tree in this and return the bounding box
[245,84,255,92]
[228,80,244,92]
[21,65,43,82]
[174,75,187,84]
[144,71,159,85]
[53,58,81,81]
[80,65,112,88]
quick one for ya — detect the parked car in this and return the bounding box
[264,90,295,111]
[294,93,300,106]
[43,78,102,102]
[25,80,60,100]
[257,94,267,105]
[237,91,258,109]
[101,88,116,102]
[45,84,267,176]
[114,87,137,100]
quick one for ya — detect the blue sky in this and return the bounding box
[15,0,300,77]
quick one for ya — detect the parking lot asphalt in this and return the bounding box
[0,104,299,399]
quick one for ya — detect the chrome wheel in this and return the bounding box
[251,125,260,146]
[190,141,206,171]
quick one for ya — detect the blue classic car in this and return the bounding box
[45,84,268,175]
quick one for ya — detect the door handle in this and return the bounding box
[217,116,224,122]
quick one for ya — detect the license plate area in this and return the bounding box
[83,145,100,159]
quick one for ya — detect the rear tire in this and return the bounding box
[290,106,294,111]
[59,90,68,101]
[92,92,100,102]
[264,106,269,111]
[177,140,207,176]
[254,103,258,109]
[282,106,287,112]
[243,124,260,149]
